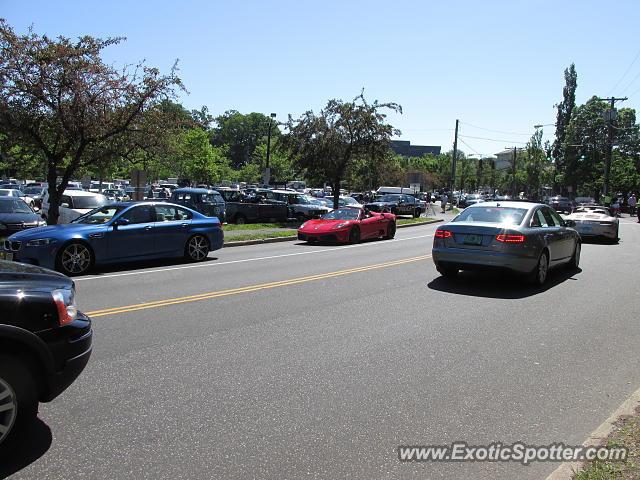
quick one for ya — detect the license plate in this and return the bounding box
[0,251,14,261]
[463,234,483,245]
[580,226,593,232]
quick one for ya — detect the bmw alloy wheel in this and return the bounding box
[187,235,209,261]
[59,243,92,275]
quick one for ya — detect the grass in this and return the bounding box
[223,221,300,231]
[226,230,298,242]
[572,413,640,479]
[397,217,436,225]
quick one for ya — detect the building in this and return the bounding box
[391,140,441,158]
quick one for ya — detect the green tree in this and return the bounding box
[174,128,230,185]
[553,63,577,188]
[210,111,280,168]
[284,93,401,208]
[0,20,182,223]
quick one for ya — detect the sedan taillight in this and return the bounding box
[435,230,452,238]
[496,234,525,243]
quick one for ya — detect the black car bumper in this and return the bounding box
[37,311,93,402]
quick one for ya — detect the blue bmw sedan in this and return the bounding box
[3,202,224,275]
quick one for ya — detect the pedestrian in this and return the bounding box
[440,193,448,213]
[628,193,637,217]
[611,197,620,217]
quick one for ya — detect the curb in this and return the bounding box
[223,218,444,248]
[545,386,640,480]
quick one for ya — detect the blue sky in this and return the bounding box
[4,0,640,158]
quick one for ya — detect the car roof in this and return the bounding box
[173,188,221,194]
[60,189,106,197]
[466,201,543,209]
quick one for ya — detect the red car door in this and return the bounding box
[359,211,383,239]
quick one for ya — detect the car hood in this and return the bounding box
[0,259,72,290]
[0,212,41,223]
[7,223,106,240]
[299,219,354,231]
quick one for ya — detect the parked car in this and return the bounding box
[3,202,224,276]
[170,188,227,220]
[432,201,581,285]
[297,207,396,244]
[0,197,46,236]
[574,196,596,206]
[264,190,330,221]
[365,194,424,218]
[547,196,574,214]
[0,259,92,449]
[0,188,37,210]
[41,189,110,223]
[22,186,46,209]
[562,205,619,242]
[458,193,484,208]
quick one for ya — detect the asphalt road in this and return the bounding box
[3,217,640,479]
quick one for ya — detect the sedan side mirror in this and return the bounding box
[565,219,576,228]
[113,217,130,228]
[61,203,70,208]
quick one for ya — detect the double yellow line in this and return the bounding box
[86,254,432,317]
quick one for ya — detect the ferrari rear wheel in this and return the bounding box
[385,222,396,239]
[348,226,360,244]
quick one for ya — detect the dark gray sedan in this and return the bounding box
[432,201,581,285]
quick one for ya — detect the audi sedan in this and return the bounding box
[432,201,581,285]
[3,202,224,276]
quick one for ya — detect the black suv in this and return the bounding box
[0,260,92,450]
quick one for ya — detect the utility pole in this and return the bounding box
[505,146,520,196]
[595,97,627,196]
[451,119,459,193]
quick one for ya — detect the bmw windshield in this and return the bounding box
[72,206,125,224]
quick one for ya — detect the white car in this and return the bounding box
[0,188,37,210]
[41,189,110,223]
[563,205,619,241]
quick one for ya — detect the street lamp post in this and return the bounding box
[263,113,277,186]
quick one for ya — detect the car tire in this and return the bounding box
[348,226,360,244]
[234,214,247,225]
[413,209,421,219]
[185,235,210,262]
[55,242,94,276]
[528,250,549,286]
[0,354,38,451]
[567,242,581,270]
[385,222,396,239]
[437,264,458,278]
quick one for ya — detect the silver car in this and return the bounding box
[432,201,581,285]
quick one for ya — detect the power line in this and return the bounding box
[458,138,482,155]
[609,47,640,95]
[459,122,531,136]
[621,69,640,95]
[459,134,528,145]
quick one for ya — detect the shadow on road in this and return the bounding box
[0,418,52,479]
[427,267,582,299]
[81,255,220,277]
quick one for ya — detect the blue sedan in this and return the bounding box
[2,202,224,275]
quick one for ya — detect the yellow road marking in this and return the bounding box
[86,254,432,317]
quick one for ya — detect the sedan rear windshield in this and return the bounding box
[453,207,528,225]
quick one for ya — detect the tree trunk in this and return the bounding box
[332,176,341,210]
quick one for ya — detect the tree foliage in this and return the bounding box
[284,93,401,208]
[0,19,183,223]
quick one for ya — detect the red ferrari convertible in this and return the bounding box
[297,207,396,244]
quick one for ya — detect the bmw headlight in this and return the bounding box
[332,222,349,229]
[37,220,47,226]
[26,238,56,247]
